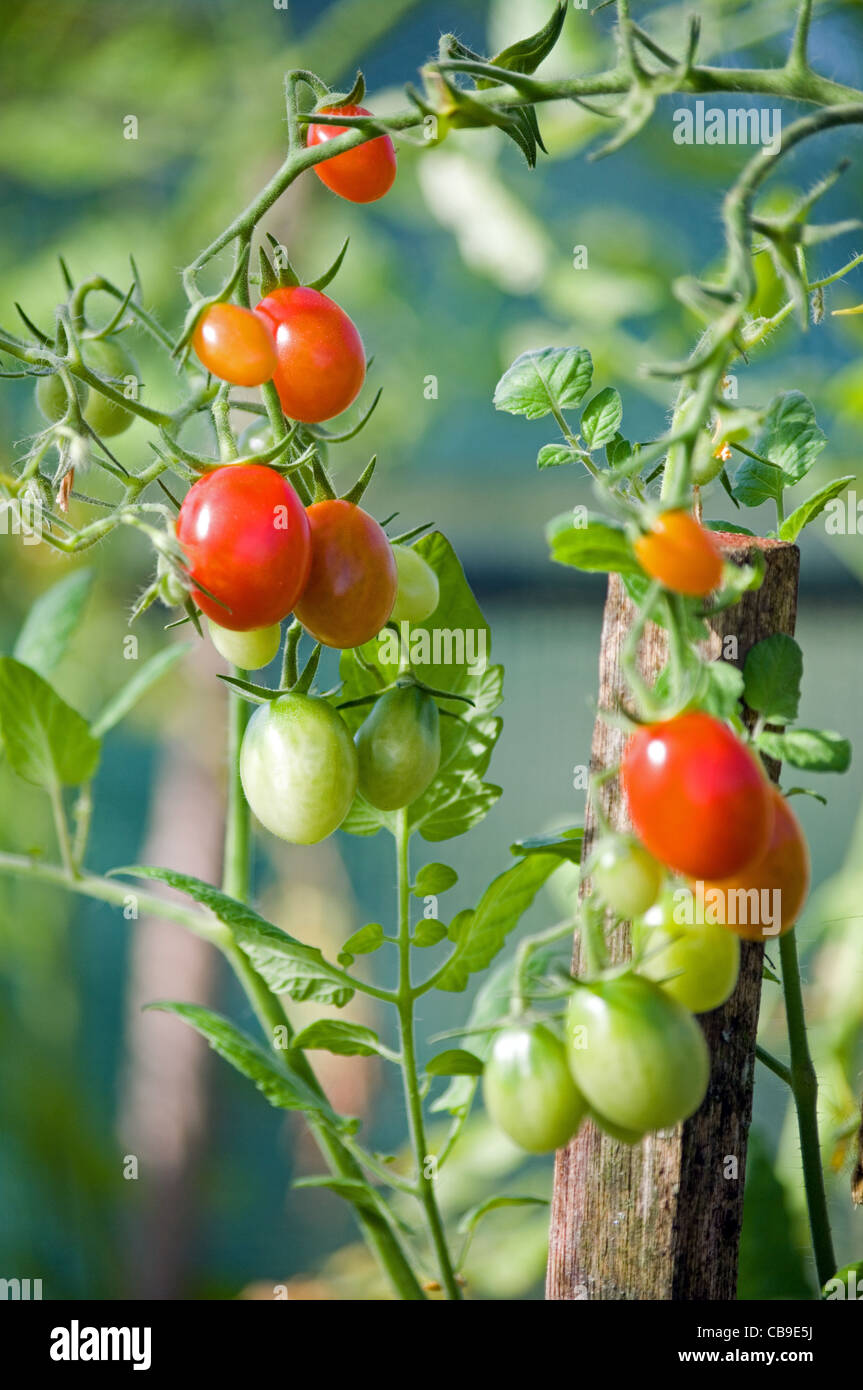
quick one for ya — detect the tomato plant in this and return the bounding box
[565,974,710,1133]
[356,685,441,811]
[306,104,397,203]
[254,286,366,424]
[176,464,311,630]
[192,303,277,386]
[622,712,774,880]
[634,509,724,597]
[483,1023,586,1154]
[240,693,358,844]
[635,891,741,1013]
[294,499,397,648]
[702,786,810,941]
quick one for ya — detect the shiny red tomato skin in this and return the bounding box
[294,499,397,649]
[192,304,277,387]
[253,287,365,424]
[622,711,774,880]
[176,464,311,631]
[702,786,810,940]
[306,105,397,203]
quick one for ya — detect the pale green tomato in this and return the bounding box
[483,1023,587,1154]
[565,974,709,1134]
[390,544,439,624]
[82,337,138,437]
[356,685,440,811]
[588,1109,644,1145]
[636,893,740,1014]
[208,619,281,670]
[240,694,358,844]
[36,372,87,421]
[591,837,664,919]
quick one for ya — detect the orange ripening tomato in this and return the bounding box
[622,711,774,880]
[634,510,723,597]
[294,499,397,649]
[192,304,277,387]
[306,105,397,203]
[254,287,366,424]
[701,786,810,941]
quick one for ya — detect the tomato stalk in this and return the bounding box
[778,928,837,1287]
[395,808,462,1299]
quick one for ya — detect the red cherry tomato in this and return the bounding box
[192,304,277,387]
[701,786,810,941]
[622,711,773,880]
[306,104,397,204]
[634,510,723,597]
[176,464,311,631]
[253,287,365,424]
[294,499,397,649]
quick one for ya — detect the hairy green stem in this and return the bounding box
[778,928,836,1288]
[395,809,461,1299]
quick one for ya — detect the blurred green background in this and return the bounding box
[0,0,861,1300]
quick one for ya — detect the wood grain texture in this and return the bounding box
[546,538,800,1301]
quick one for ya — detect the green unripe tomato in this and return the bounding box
[483,1023,587,1154]
[208,618,281,670]
[636,891,740,1014]
[588,1109,644,1145]
[390,544,440,624]
[240,693,358,844]
[356,685,440,811]
[81,337,139,437]
[36,372,88,421]
[565,973,709,1134]
[591,836,664,919]
[238,421,275,456]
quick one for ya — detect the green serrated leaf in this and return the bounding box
[0,656,100,789]
[426,1048,483,1077]
[90,644,191,738]
[147,1002,335,1121]
[493,347,593,421]
[13,569,93,677]
[755,727,851,774]
[580,386,622,450]
[116,867,355,1006]
[743,635,803,725]
[537,442,579,470]
[732,456,785,509]
[435,853,560,993]
[758,390,827,484]
[412,862,458,896]
[413,918,448,947]
[547,512,638,575]
[292,1019,383,1058]
[779,476,855,542]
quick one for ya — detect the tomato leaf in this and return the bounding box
[755,727,851,774]
[292,1019,384,1058]
[493,347,593,421]
[339,532,503,843]
[90,643,191,738]
[757,390,827,485]
[0,656,100,789]
[115,866,355,1006]
[426,1048,483,1077]
[580,387,623,450]
[413,918,448,947]
[732,456,785,509]
[510,826,583,863]
[491,1,567,75]
[547,512,639,575]
[779,475,855,542]
[292,1176,381,1214]
[13,568,93,677]
[337,922,384,966]
[743,635,802,725]
[412,862,458,896]
[537,442,580,470]
[146,1002,340,1123]
[435,853,561,993]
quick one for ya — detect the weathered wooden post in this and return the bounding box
[547,537,800,1300]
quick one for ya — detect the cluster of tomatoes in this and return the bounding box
[175,105,447,845]
[484,510,811,1155]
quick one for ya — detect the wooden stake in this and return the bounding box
[546,537,800,1301]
